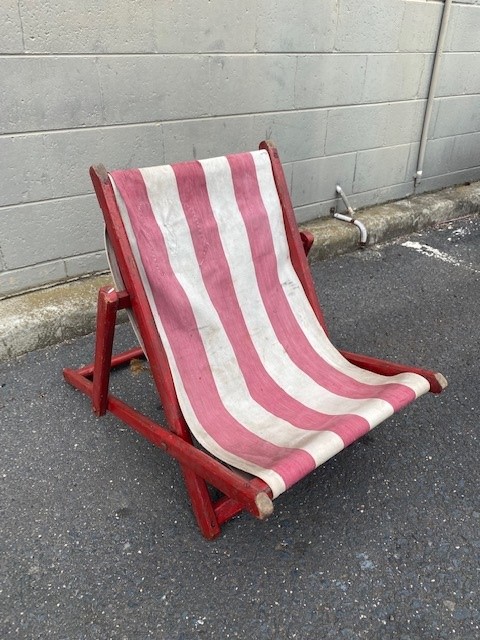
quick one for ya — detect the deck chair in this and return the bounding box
[63,141,447,539]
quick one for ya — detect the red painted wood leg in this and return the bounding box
[300,230,314,256]
[181,468,221,539]
[92,287,120,416]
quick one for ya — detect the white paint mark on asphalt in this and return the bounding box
[448,227,470,242]
[401,241,480,275]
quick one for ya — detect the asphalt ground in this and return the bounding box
[1,216,479,639]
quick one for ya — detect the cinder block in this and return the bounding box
[363,53,432,103]
[290,153,357,207]
[294,202,327,224]
[354,144,411,193]
[0,261,66,298]
[399,0,443,53]
[334,0,404,53]
[97,55,296,125]
[438,53,480,96]
[19,0,155,53]
[433,95,480,139]
[96,56,209,125]
[153,0,257,52]
[326,101,424,156]
[197,55,297,115]
[0,135,59,206]
[0,195,103,270]
[255,0,336,52]
[423,137,456,177]
[253,109,328,161]
[451,132,480,173]
[163,115,257,164]
[64,251,108,278]
[1,57,103,134]
[325,104,388,155]
[446,4,480,52]
[1,0,24,52]
[327,105,382,155]
[0,124,166,207]
[295,54,367,109]
[423,132,480,178]
[385,100,424,147]
[417,166,480,194]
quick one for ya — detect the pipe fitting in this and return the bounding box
[333,213,368,246]
[333,185,368,246]
[336,185,355,217]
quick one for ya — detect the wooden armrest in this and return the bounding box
[340,350,448,394]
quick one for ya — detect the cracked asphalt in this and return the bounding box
[1,216,479,639]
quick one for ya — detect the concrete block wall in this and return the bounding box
[1,0,479,297]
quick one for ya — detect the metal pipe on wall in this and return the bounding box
[333,185,368,246]
[414,0,453,190]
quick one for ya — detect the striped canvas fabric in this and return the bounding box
[109,150,430,499]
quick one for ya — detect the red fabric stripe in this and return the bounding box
[111,167,317,489]
[227,152,416,411]
[172,160,370,446]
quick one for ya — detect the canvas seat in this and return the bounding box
[64,141,447,538]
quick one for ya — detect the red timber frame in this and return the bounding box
[63,141,447,539]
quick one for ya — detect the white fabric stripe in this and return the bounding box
[110,175,287,497]
[169,375,288,498]
[138,165,347,466]
[252,151,430,400]
[200,155,398,427]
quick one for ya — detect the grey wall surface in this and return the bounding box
[1,0,480,297]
